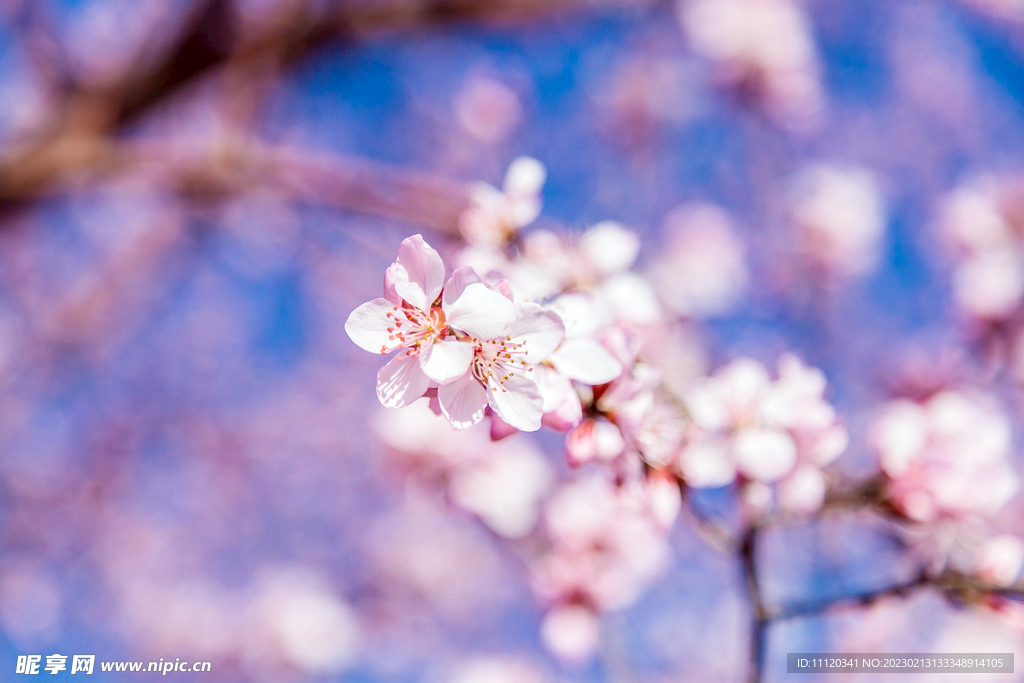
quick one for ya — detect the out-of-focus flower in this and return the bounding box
[459,158,547,247]
[677,355,846,514]
[598,56,694,146]
[346,235,516,409]
[540,604,601,665]
[679,0,824,129]
[789,164,886,279]
[940,176,1024,321]
[649,203,747,317]
[454,75,524,145]
[531,474,673,662]
[871,390,1020,522]
[457,221,662,326]
[252,568,360,676]
[973,534,1024,587]
[374,400,553,539]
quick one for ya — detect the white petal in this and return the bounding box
[677,438,736,488]
[596,273,662,325]
[487,373,543,432]
[548,293,607,338]
[345,298,401,354]
[438,371,489,429]
[383,263,401,304]
[507,303,565,360]
[533,364,572,412]
[419,339,474,384]
[444,282,516,340]
[504,156,546,195]
[504,157,546,228]
[442,266,483,308]
[393,234,446,310]
[733,428,798,483]
[548,338,623,385]
[376,353,431,408]
[580,220,640,275]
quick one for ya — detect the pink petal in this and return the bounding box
[548,338,623,385]
[376,352,431,408]
[393,234,445,310]
[383,263,401,304]
[441,266,483,308]
[777,465,827,514]
[533,364,572,412]
[580,221,640,276]
[543,392,583,432]
[507,303,565,360]
[419,339,473,384]
[503,156,546,227]
[540,605,600,665]
[733,427,798,483]
[438,371,489,429]
[344,298,401,354]
[678,438,737,488]
[487,373,543,432]
[444,282,517,340]
[489,413,519,440]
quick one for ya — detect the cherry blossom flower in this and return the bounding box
[455,221,662,325]
[973,534,1024,587]
[677,355,846,513]
[789,164,886,279]
[939,176,1024,321]
[458,157,546,247]
[437,300,566,432]
[530,474,673,662]
[649,203,747,317]
[345,235,516,411]
[871,390,1020,522]
[374,400,553,538]
[454,74,523,145]
[679,0,824,129]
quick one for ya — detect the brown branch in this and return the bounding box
[741,525,767,683]
[0,0,586,211]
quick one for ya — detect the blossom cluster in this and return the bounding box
[345,157,1024,663]
[678,355,848,514]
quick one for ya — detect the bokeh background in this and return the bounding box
[1,0,1024,681]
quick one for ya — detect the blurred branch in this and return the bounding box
[0,0,584,211]
[741,526,767,683]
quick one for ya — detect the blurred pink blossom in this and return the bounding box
[677,355,846,513]
[459,157,547,247]
[788,164,887,279]
[649,203,747,317]
[679,0,824,129]
[871,390,1020,522]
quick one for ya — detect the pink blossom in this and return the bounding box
[540,604,601,665]
[458,157,546,247]
[564,418,627,466]
[374,400,553,539]
[871,390,1020,522]
[345,235,517,411]
[679,0,824,129]
[940,176,1024,320]
[973,534,1024,587]
[531,475,672,622]
[453,74,523,145]
[788,164,886,278]
[649,203,747,317]
[677,355,846,513]
[437,301,565,432]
